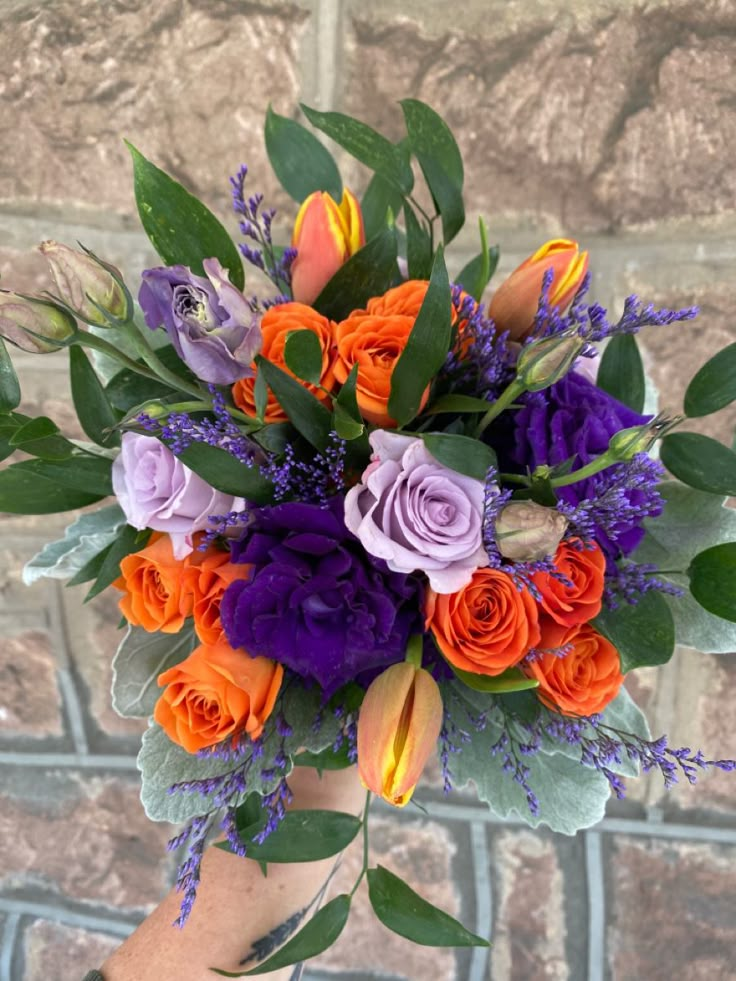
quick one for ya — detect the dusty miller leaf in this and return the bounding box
[111,624,197,719]
[23,504,125,585]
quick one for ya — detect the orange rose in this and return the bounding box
[363,279,429,318]
[524,623,624,716]
[114,533,195,634]
[154,640,283,752]
[189,546,248,646]
[232,302,336,423]
[532,540,605,649]
[426,567,541,676]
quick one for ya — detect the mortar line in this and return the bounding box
[585,832,606,981]
[316,0,342,110]
[48,581,89,755]
[0,752,139,770]
[0,913,20,981]
[468,821,492,981]
[0,899,136,938]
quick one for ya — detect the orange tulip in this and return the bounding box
[488,238,588,340]
[357,661,443,807]
[290,189,365,305]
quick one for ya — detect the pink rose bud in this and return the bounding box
[0,290,76,352]
[290,188,365,305]
[357,661,443,808]
[488,238,589,341]
[39,241,128,325]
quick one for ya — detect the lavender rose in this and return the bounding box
[344,431,490,594]
[139,258,261,384]
[112,432,244,558]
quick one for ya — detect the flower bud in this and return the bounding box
[488,238,589,341]
[607,413,682,461]
[357,661,443,807]
[0,290,76,352]
[517,332,584,391]
[495,502,568,562]
[39,241,128,324]
[290,189,365,305]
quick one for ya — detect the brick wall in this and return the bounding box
[1,1,735,978]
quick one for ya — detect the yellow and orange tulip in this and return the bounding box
[488,238,588,341]
[357,661,443,807]
[290,188,365,305]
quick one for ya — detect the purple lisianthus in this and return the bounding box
[344,431,489,594]
[112,432,245,558]
[220,498,422,696]
[511,371,658,558]
[139,258,261,384]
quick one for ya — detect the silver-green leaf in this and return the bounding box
[111,624,197,719]
[23,504,126,585]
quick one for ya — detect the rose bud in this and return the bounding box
[357,661,443,808]
[0,290,76,352]
[495,501,568,562]
[488,238,589,341]
[290,188,365,305]
[39,241,129,325]
[517,331,584,391]
[607,413,682,461]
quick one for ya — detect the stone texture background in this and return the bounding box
[1,1,735,978]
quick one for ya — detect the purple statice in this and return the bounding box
[220,497,423,696]
[603,560,684,609]
[231,164,296,295]
[138,386,261,467]
[510,372,661,560]
[261,432,346,505]
[442,286,516,399]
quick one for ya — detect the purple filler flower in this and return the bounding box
[220,498,422,696]
[139,258,261,384]
[112,432,244,558]
[511,371,656,558]
[344,431,489,594]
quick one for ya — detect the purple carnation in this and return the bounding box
[219,498,422,696]
[511,371,658,558]
[139,258,261,385]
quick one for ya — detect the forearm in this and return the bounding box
[101,765,364,981]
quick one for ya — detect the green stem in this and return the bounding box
[499,472,531,486]
[474,378,526,437]
[74,332,163,383]
[550,452,617,488]
[349,790,372,899]
[154,400,259,428]
[121,326,204,399]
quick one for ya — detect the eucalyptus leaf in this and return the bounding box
[684,342,736,417]
[8,416,76,461]
[112,624,197,718]
[177,442,274,504]
[633,482,736,652]
[421,432,496,481]
[283,329,324,386]
[425,394,492,416]
[294,742,354,772]
[403,202,433,280]
[257,356,332,451]
[265,106,342,202]
[597,334,646,414]
[0,336,21,412]
[127,141,244,289]
[229,808,361,864]
[69,345,121,447]
[594,590,675,672]
[688,543,736,623]
[367,865,488,948]
[361,171,405,240]
[0,461,107,513]
[313,227,398,322]
[660,432,736,496]
[23,504,126,585]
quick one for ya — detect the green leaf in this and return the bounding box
[361,172,405,240]
[388,247,452,426]
[257,356,332,451]
[313,227,398,322]
[216,895,351,977]
[8,416,76,460]
[112,624,197,718]
[138,685,341,824]
[67,541,113,587]
[69,345,121,448]
[177,442,274,504]
[283,329,324,386]
[593,590,675,672]
[0,336,21,412]
[425,393,493,416]
[332,403,364,440]
[301,104,414,195]
[85,523,148,601]
[367,866,488,948]
[421,432,496,481]
[455,223,498,303]
[634,482,736,652]
[23,504,126,585]
[230,808,361,864]
[403,202,433,280]
[253,421,292,455]
[688,543,736,623]
[660,432,736,496]
[127,141,244,290]
[11,455,113,497]
[253,364,268,422]
[294,741,354,772]
[104,344,197,413]
[450,664,539,693]
[401,99,465,243]
[0,461,107,513]
[265,106,342,202]
[596,333,645,413]
[684,342,736,417]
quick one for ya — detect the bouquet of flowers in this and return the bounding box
[2,100,735,974]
